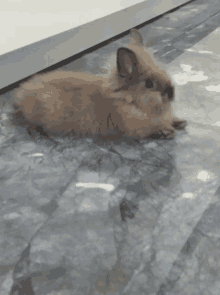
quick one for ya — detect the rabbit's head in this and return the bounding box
[107,29,174,116]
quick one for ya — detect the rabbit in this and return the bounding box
[12,29,187,140]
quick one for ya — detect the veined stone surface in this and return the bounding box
[1,1,220,294]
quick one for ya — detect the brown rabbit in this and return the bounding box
[12,29,186,140]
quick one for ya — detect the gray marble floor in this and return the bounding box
[1,1,220,294]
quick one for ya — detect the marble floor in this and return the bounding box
[1,0,220,294]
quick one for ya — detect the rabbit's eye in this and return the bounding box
[145,79,154,89]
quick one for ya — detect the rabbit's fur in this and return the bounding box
[12,29,186,140]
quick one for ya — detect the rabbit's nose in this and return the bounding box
[163,85,174,101]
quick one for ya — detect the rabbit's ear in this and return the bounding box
[129,29,144,47]
[117,47,138,80]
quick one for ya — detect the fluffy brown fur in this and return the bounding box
[12,29,186,140]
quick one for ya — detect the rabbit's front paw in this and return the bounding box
[172,119,187,130]
[147,127,174,140]
[160,127,174,139]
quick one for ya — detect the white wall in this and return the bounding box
[1,0,148,56]
[0,0,190,90]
